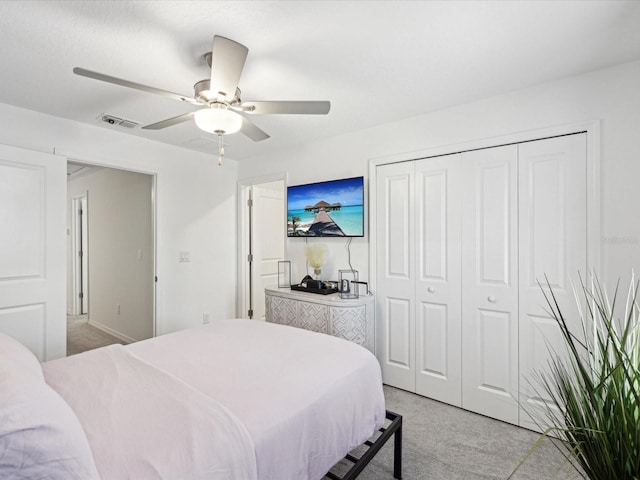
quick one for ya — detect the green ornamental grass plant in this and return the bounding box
[512,273,640,479]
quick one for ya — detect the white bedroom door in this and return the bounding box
[461,145,520,424]
[414,155,462,406]
[0,144,66,360]
[250,182,285,320]
[517,133,587,430]
[376,161,416,391]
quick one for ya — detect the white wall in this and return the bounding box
[0,102,238,345]
[4,57,639,353]
[238,59,640,290]
[67,167,154,342]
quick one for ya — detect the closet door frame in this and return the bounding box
[369,120,601,359]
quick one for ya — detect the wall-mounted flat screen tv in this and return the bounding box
[287,176,364,237]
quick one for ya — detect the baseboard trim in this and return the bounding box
[87,319,137,344]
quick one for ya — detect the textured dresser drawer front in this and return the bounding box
[268,296,297,326]
[330,306,367,346]
[296,302,329,333]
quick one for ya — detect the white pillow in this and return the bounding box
[0,333,100,479]
[0,332,44,384]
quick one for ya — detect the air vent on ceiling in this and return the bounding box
[99,114,140,129]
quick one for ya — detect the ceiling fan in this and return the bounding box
[73,35,330,164]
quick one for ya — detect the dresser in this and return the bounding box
[264,288,375,353]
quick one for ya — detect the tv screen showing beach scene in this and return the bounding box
[287,176,364,237]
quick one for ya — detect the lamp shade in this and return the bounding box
[194,106,242,135]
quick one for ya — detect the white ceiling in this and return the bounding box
[1,1,640,161]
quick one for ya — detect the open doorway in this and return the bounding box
[238,177,286,320]
[66,161,156,355]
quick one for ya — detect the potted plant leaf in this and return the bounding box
[511,273,640,479]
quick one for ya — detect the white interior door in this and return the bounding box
[461,145,520,424]
[71,194,88,315]
[414,155,462,406]
[518,133,587,430]
[80,196,88,314]
[376,161,416,391]
[0,144,66,360]
[250,181,284,320]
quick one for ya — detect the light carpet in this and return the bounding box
[67,315,124,356]
[329,385,580,480]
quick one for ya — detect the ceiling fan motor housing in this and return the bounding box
[194,79,241,105]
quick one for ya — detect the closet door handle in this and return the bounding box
[427,287,435,293]
[487,296,497,303]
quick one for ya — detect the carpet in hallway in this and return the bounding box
[67,315,124,356]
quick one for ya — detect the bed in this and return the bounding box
[0,319,402,479]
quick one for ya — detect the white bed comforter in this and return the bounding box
[43,319,385,480]
[126,319,386,480]
[43,343,257,480]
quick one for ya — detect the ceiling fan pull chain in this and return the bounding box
[217,133,224,166]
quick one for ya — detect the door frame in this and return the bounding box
[63,154,158,338]
[368,120,601,354]
[236,172,288,319]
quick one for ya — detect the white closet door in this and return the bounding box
[461,145,520,424]
[518,133,587,430]
[376,161,416,391]
[414,155,462,406]
[0,144,66,360]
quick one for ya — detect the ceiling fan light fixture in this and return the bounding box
[194,105,242,135]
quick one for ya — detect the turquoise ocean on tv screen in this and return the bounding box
[288,205,363,236]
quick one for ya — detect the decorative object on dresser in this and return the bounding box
[305,243,328,279]
[338,269,369,299]
[290,275,339,295]
[265,287,375,353]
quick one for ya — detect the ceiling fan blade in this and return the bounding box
[239,116,270,142]
[209,36,248,101]
[241,101,331,115]
[141,111,196,130]
[73,67,200,105]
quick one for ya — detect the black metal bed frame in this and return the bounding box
[324,410,403,480]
